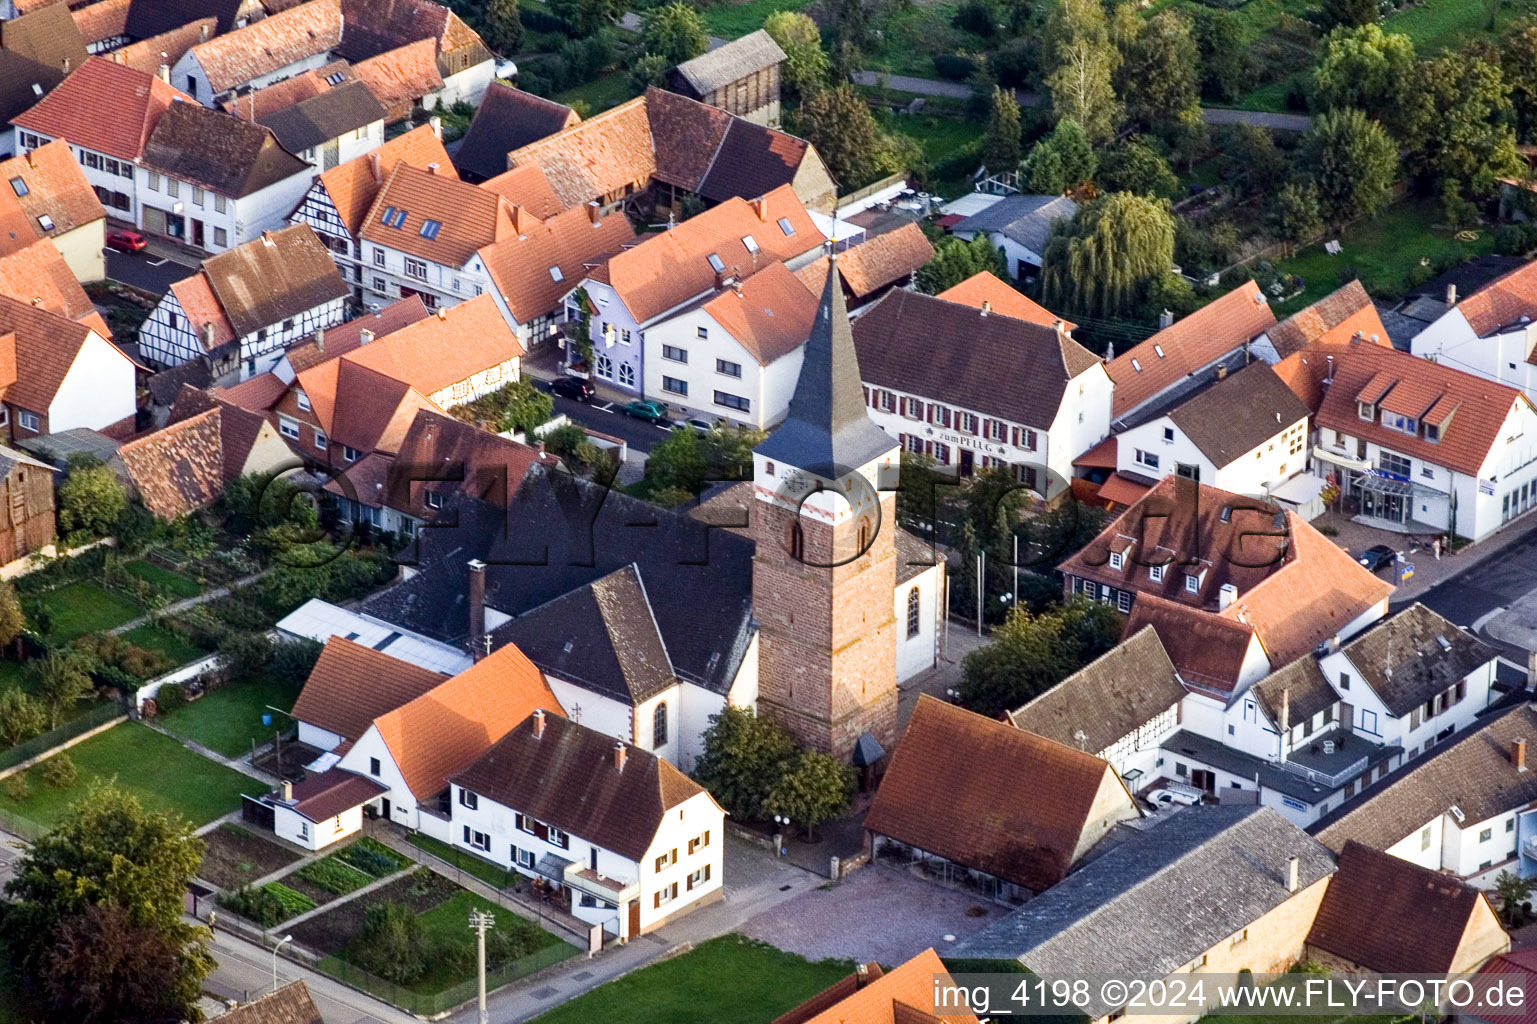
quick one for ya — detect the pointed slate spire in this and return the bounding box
[755,256,897,480]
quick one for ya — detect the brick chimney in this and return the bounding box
[613,741,627,772]
[714,268,728,290]
[1516,738,1528,772]
[467,559,487,660]
[586,201,600,225]
[532,708,545,739]
[1285,855,1299,892]
[261,231,275,247]
[368,151,381,183]
[751,197,767,221]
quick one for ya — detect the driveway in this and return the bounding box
[107,247,198,295]
[738,863,1002,964]
[529,377,673,455]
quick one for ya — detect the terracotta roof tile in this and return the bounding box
[937,270,1073,330]
[1106,281,1276,419]
[184,0,342,94]
[596,185,819,325]
[1264,281,1391,359]
[1,3,88,74]
[774,949,980,1024]
[226,67,335,122]
[454,82,578,182]
[384,408,556,516]
[1455,259,1537,336]
[1123,593,1254,693]
[215,368,287,411]
[142,102,310,198]
[111,17,218,77]
[214,980,323,1024]
[375,641,563,801]
[478,201,634,325]
[792,223,933,299]
[1272,341,1343,413]
[352,38,442,122]
[505,96,655,210]
[338,0,490,73]
[339,295,522,397]
[0,291,112,412]
[451,712,705,862]
[1317,339,1529,477]
[645,87,731,193]
[312,123,450,237]
[195,224,347,337]
[866,695,1140,892]
[0,237,97,323]
[360,161,510,268]
[283,295,431,374]
[299,357,441,452]
[13,57,191,162]
[72,0,130,46]
[290,635,448,742]
[478,161,567,221]
[0,138,105,241]
[287,767,388,821]
[116,407,226,518]
[700,261,818,366]
[169,273,236,353]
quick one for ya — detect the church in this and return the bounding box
[357,260,947,769]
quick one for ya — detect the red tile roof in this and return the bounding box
[313,123,450,237]
[383,408,557,516]
[774,949,980,1024]
[1124,593,1256,694]
[291,635,447,743]
[0,138,106,240]
[111,17,218,77]
[937,269,1074,330]
[115,407,227,518]
[169,273,236,353]
[184,0,342,94]
[1317,338,1531,477]
[702,260,819,366]
[0,237,98,325]
[477,201,635,326]
[0,291,117,412]
[373,641,563,801]
[1455,258,1537,337]
[352,38,442,122]
[478,161,567,221]
[866,695,1140,892]
[793,223,934,299]
[339,295,523,398]
[1263,281,1391,359]
[283,295,431,374]
[215,369,288,412]
[505,96,655,210]
[72,0,130,46]
[592,185,820,325]
[13,57,191,162]
[1106,281,1276,419]
[360,161,512,269]
[287,767,388,821]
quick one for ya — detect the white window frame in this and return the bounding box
[278,416,300,440]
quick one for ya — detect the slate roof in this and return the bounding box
[1264,281,1391,360]
[1315,703,1537,850]
[952,805,1336,1008]
[671,30,786,96]
[852,289,1102,429]
[1165,362,1311,468]
[954,193,1077,255]
[0,50,64,127]
[1316,338,1530,477]
[115,407,227,518]
[756,259,899,478]
[372,641,562,801]
[146,358,212,406]
[143,102,309,198]
[257,80,385,154]
[1307,840,1499,974]
[477,201,636,326]
[183,0,342,95]
[365,465,756,695]
[497,564,676,706]
[197,224,347,338]
[124,0,246,38]
[1107,281,1276,420]
[452,712,707,861]
[290,635,447,742]
[0,3,88,74]
[694,112,815,205]
[1337,603,1498,718]
[12,57,190,162]
[214,980,323,1024]
[311,122,451,237]
[791,222,934,300]
[337,0,491,71]
[936,270,1072,330]
[453,81,577,182]
[1006,626,1184,755]
[866,695,1140,892]
[1250,655,1337,730]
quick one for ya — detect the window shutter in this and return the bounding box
[1027,429,1038,450]
[687,875,694,891]
[927,403,936,424]
[654,891,661,909]
[923,440,933,456]
[863,386,871,406]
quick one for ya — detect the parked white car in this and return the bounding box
[1145,784,1202,810]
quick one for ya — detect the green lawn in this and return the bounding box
[531,935,852,1024]
[1271,197,1495,315]
[699,0,816,39]
[158,676,294,757]
[554,73,638,113]
[121,625,207,667]
[122,560,201,599]
[30,581,140,640]
[411,892,568,992]
[407,832,525,889]
[0,722,266,828]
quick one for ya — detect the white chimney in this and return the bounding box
[314,327,324,353]
[533,708,545,739]
[1285,855,1299,893]
[1446,283,1458,308]
[980,300,990,317]
[429,115,442,140]
[358,328,374,346]
[158,62,170,84]
[1218,583,1238,611]
[280,780,293,802]
[1158,309,1174,329]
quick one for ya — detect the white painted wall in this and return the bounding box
[437,61,496,109]
[337,723,424,832]
[1116,416,1308,496]
[1413,308,1537,407]
[641,305,803,429]
[894,565,941,682]
[297,720,344,751]
[174,49,332,105]
[273,800,363,850]
[363,240,487,311]
[49,331,137,432]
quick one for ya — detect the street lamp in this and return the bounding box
[271,934,292,993]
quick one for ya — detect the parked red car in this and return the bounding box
[106,230,147,252]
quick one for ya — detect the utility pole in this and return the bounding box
[469,908,494,1024]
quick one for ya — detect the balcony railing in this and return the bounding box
[1280,753,1369,790]
[563,863,637,903]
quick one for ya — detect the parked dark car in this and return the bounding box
[549,376,595,402]
[1358,544,1398,573]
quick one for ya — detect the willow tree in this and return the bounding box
[1040,191,1175,319]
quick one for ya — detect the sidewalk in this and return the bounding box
[107,570,267,635]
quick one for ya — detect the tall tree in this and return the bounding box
[764,11,830,98]
[1043,0,1121,142]
[915,234,1009,294]
[692,706,798,820]
[29,649,91,728]
[57,456,127,537]
[0,580,24,656]
[641,2,708,65]
[1190,7,1247,102]
[1405,52,1523,198]
[0,685,44,746]
[1504,20,1537,142]
[4,784,210,1019]
[958,597,1123,716]
[1040,191,1176,318]
[1272,180,1324,255]
[37,904,207,1024]
[547,0,619,36]
[1311,24,1416,136]
[484,0,525,53]
[1097,137,1180,198]
[1114,8,1200,132]
[1023,117,1096,194]
[1302,107,1398,226]
[1321,0,1379,30]
[795,85,894,185]
[764,751,854,841]
[983,86,1023,176]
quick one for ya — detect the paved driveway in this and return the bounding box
[739,863,1001,964]
[107,248,198,295]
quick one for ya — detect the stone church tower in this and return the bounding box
[751,259,900,760]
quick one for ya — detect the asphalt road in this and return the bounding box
[1410,521,1537,627]
[106,247,198,295]
[531,379,674,454]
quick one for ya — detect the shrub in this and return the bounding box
[486,920,546,964]
[932,53,978,81]
[152,682,188,716]
[297,856,373,895]
[4,774,30,802]
[1496,223,1528,256]
[350,902,431,985]
[41,753,76,789]
[270,638,324,688]
[217,631,274,681]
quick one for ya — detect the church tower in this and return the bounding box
[751,258,900,760]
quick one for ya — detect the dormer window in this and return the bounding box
[1383,412,1417,435]
[1425,423,1440,443]
[1358,401,1375,421]
[1150,564,1165,583]
[1184,570,1204,594]
[1109,550,1124,570]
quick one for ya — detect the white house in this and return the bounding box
[170,0,342,106]
[1316,702,1537,888]
[254,80,386,171]
[949,193,1076,280]
[0,293,138,441]
[449,710,725,939]
[853,288,1113,500]
[1313,339,1537,541]
[1410,262,1537,405]
[137,224,348,376]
